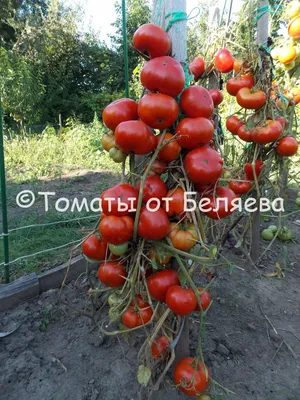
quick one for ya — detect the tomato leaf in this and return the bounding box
[137,365,151,386]
[178,270,187,286]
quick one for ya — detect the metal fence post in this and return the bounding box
[0,98,10,283]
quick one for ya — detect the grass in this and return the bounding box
[1,118,122,281]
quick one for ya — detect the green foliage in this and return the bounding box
[4,118,120,182]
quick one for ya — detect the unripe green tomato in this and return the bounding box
[268,225,278,233]
[223,170,232,179]
[108,306,121,322]
[283,60,296,70]
[197,395,211,400]
[297,191,300,198]
[108,293,122,307]
[296,198,300,207]
[109,242,128,256]
[278,227,292,241]
[286,1,300,20]
[261,229,274,241]
[109,147,127,163]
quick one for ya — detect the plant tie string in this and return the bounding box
[165,7,200,32]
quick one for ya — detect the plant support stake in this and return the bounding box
[122,0,130,98]
[0,98,9,283]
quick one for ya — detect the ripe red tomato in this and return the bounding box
[147,269,179,302]
[151,336,170,361]
[122,295,153,328]
[209,89,223,107]
[166,285,197,316]
[174,358,209,396]
[100,183,138,217]
[132,23,171,58]
[138,93,179,129]
[98,261,127,288]
[146,159,168,175]
[115,120,156,155]
[276,136,299,156]
[136,175,167,203]
[140,56,185,97]
[82,234,109,260]
[237,125,253,142]
[194,288,211,311]
[226,116,245,135]
[244,160,264,180]
[189,56,205,81]
[156,132,182,162]
[185,147,223,184]
[180,86,214,119]
[163,187,185,217]
[214,48,235,73]
[236,88,267,109]
[194,181,216,194]
[168,223,198,251]
[229,180,252,194]
[99,215,134,245]
[102,98,138,131]
[252,120,282,144]
[138,207,170,240]
[226,75,255,96]
[203,186,237,220]
[176,117,214,149]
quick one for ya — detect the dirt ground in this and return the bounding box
[1,209,300,400]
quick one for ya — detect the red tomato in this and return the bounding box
[166,285,197,316]
[209,89,224,107]
[115,120,156,155]
[194,181,216,194]
[176,117,214,149]
[180,86,214,119]
[146,159,168,175]
[138,207,170,240]
[102,98,138,131]
[151,336,170,361]
[82,234,109,260]
[236,88,267,109]
[237,125,253,142]
[98,261,127,288]
[174,358,209,396]
[122,295,153,328]
[244,160,264,180]
[138,93,179,129]
[140,56,185,97]
[163,187,185,217]
[215,48,235,73]
[156,133,182,162]
[194,288,211,311]
[226,75,255,96]
[252,120,282,144]
[147,269,179,302]
[275,116,289,128]
[276,137,299,156]
[226,115,245,135]
[100,183,138,217]
[132,23,171,58]
[229,180,252,194]
[185,147,223,184]
[99,215,134,245]
[203,186,236,220]
[189,56,205,81]
[136,175,167,203]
